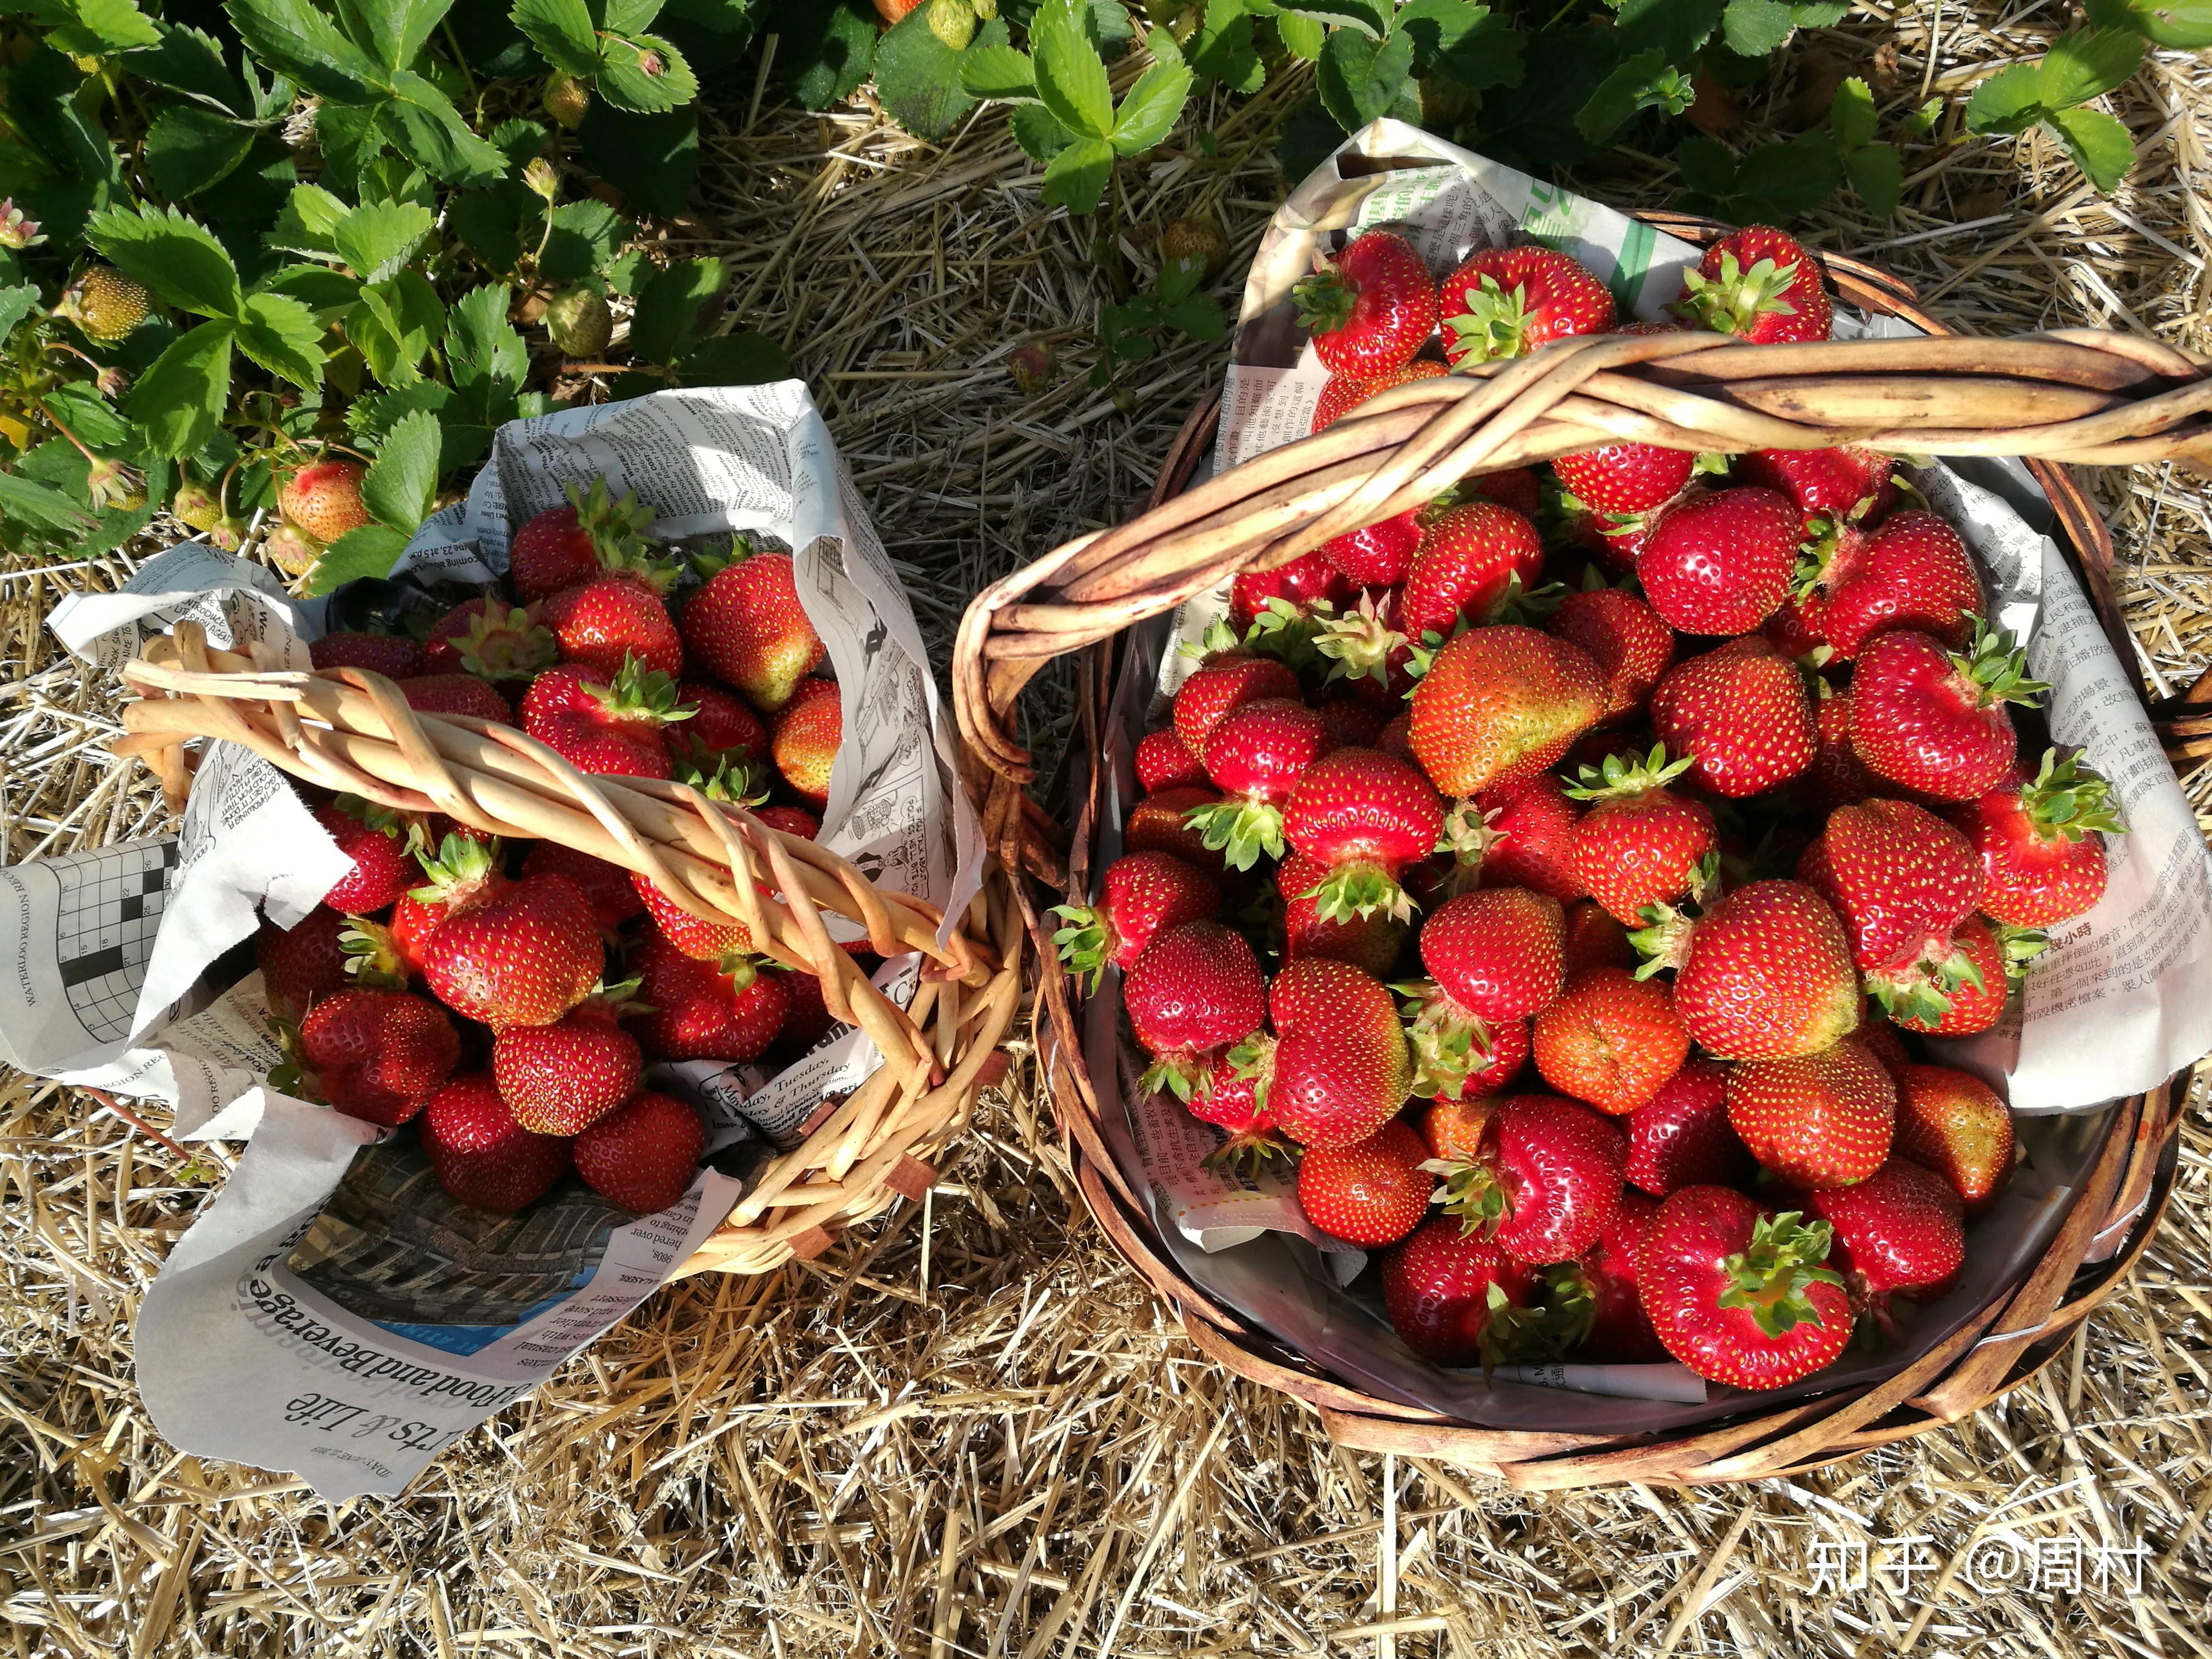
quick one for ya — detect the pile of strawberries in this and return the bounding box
[1061,226,2124,1393]
[254,484,858,1218]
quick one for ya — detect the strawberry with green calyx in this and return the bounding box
[311,631,426,680]
[59,264,152,345]
[417,850,603,1030]
[1726,1036,1896,1186]
[574,1090,707,1214]
[510,479,661,600]
[628,875,769,984]
[1312,589,1424,707]
[1644,878,1861,1061]
[424,599,559,682]
[1381,1218,1544,1368]
[1546,1189,1666,1361]
[1624,1059,1752,1197]
[1409,625,1605,797]
[1281,851,1408,976]
[421,1073,575,1213]
[1401,986,1530,1100]
[1136,727,1208,794]
[1672,226,1834,346]
[279,459,373,546]
[1317,508,1422,588]
[1793,1157,1964,1333]
[1193,1050,1290,1178]
[275,987,462,1126]
[1280,746,1444,926]
[1053,851,1223,993]
[681,549,826,712]
[1638,1189,1851,1389]
[1172,642,1302,754]
[494,988,646,1136]
[1563,746,1717,926]
[1850,622,2046,801]
[772,677,840,810]
[545,571,684,680]
[1951,749,2123,928]
[1894,1063,2015,1211]
[1797,797,1983,976]
[1127,785,1229,874]
[1399,501,1547,643]
[1186,697,1333,871]
[311,801,416,914]
[676,751,772,809]
[1421,1093,1626,1265]
[671,680,769,769]
[1309,360,1449,432]
[1563,897,1636,976]
[521,658,695,779]
[1244,958,1413,1149]
[1126,921,1268,1104]
[1418,887,1564,1023]
[1736,446,1898,533]
[400,673,517,725]
[1531,966,1689,1115]
[1439,245,1614,366]
[338,915,412,988]
[1467,777,1585,903]
[1879,913,2009,1036]
[1648,636,1817,799]
[257,908,356,1021]
[1638,485,1801,637]
[1551,443,1699,518]
[1292,229,1437,379]
[1543,583,1674,726]
[1297,1122,1435,1248]
[627,923,788,1061]
[1229,549,1351,632]
[1804,509,1985,664]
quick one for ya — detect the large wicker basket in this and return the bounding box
[117,623,1022,1278]
[953,215,2205,1488]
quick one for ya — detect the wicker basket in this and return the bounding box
[117,622,1022,1279]
[953,216,2204,1488]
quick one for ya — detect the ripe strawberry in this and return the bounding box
[1638,1187,1851,1388]
[1378,711,1414,759]
[1427,1093,1626,1265]
[1280,746,1444,924]
[1814,510,1985,662]
[1883,913,2008,1035]
[628,876,764,978]
[494,1000,643,1135]
[1172,650,1301,755]
[257,906,355,1021]
[1126,921,1268,1100]
[1054,851,1223,989]
[62,264,151,344]
[1736,447,1897,531]
[1648,636,1816,798]
[1638,487,1799,636]
[1292,229,1437,377]
[1408,625,1604,797]
[428,599,560,683]
[770,955,857,1056]
[1549,1189,1665,1361]
[1318,509,1422,588]
[312,802,415,913]
[1420,1093,1495,1163]
[1135,727,1208,794]
[1544,586,1673,726]
[1851,624,2045,801]
[1801,685,1876,812]
[1188,697,1333,870]
[1282,851,1408,976]
[1857,1013,1913,1075]
[1796,1156,1964,1317]
[770,676,840,809]
[279,460,372,545]
[1229,547,1351,630]
[1727,1037,1895,1186]
[1316,696,1389,749]
[1420,888,1565,1022]
[1570,507,1650,576]
[1952,750,2122,926]
[421,1073,574,1212]
[289,988,460,1125]
[1624,1059,1752,1196]
[1562,897,1636,976]
[1564,746,1716,925]
[522,842,644,930]
[1894,1063,2015,1210]
[1127,785,1229,873]
[418,851,603,1029]
[1553,443,1695,516]
[1242,958,1410,1148]
[1312,589,1422,707]
[1472,776,1585,901]
[399,673,516,725]
[1655,879,1861,1060]
[1469,468,1545,519]
[521,659,693,778]
[1798,798,1983,973]
[1405,992,1530,1100]
[669,680,769,770]
[1399,502,1547,642]
[1531,967,1689,1115]
[573,1090,706,1213]
[756,804,819,839]
[628,925,788,1060]
[509,480,659,599]
[1297,1122,1433,1247]
[681,551,826,712]
[311,631,425,679]
[1309,360,1449,432]
[1439,245,1615,366]
[1673,226,1833,345]
[1381,1217,1540,1366]
[545,573,683,680]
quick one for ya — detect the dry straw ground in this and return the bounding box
[6,6,2212,1656]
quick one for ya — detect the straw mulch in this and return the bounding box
[6,8,2212,1656]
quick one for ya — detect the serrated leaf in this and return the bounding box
[1614,0,1726,57]
[1398,0,1522,93]
[2048,104,2136,192]
[597,32,698,112]
[676,331,790,387]
[445,182,533,271]
[0,466,98,531]
[257,261,361,317]
[125,319,234,458]
[351,269,445,386]
[87,202,242,319]
[1033,0,1117,140]
[963,43,1038,100]
[0,284,41,339]
[1112,32,1194,154]
[576,103,697,217]
[38,0,162,54]
[2083,0,2212,48]
[1010,103,1075,161]
[1318,26,1415,133]
[333,200,436,284]
[1041,135,1115,212]
[1965,62,2046,134]
[234,290,324,387]
[1575,47,1671,144]
[1845,140,1901,215]
[630,256,726,364]
[1831,75,1876,150]
[130,23,254,116]
[269,182,350,256]
[489,117,549,170]
[357,0,452,71]
[41,383,134,451]
[313,101,385,193]
[380,71,507,185]
[1190,1,1262,94]
[770,0,874,110]
[1725,128,1844,218]
[1675,133,1739,194]
[1277,1,1393,37]
[1720,0,1797,56]
[541,198,633,283]
[361,407,440,530]
[346,379,451,444]
[1274,10,1325,59]
[2038,28,2145,109]
[510,0,599,74]
[446,283,528,391]
[1161,293,1226,340]
[223,0,386,102]
[874,8,985,142]
[306,522,411,594]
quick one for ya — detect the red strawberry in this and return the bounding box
[418,852,603,1029]
[772,676,840,809]
[1571,507,1650,576]
[521,659,693,778]
[1796,1156,1964,1316]
[1550,1188,1665,1361]
[1408,625,1604,796]
[1801,685,1876,812]
[1951,750,2121,926]
[1241,958,1410,1148]
[1544,586,1673,726]
[756,804,819,840]
[1563,746,1716,925]
[1654,879,1861,1060]
[1726,1037,1895,1186]
[1229,547,1351,632]
[420,1073,574,1212]
[1381,1217,1540,1366]
[1280,746,1444,925]
[1309,360,1449,432]
[1553,443,1695,516]
[573,1090,706,1213]
[1469,468,1544,519]
[1399,502,1546,642]
[1191,1047,1276,1138]
[1297,1122,1433,1246]
[545,573,683,680]
[1736,447,1896,531]
[257,906,356,1021]
[1673,226,1833,345]
[1639,487,1799,636]
[1293,229,1437,378]
[1188,697,1333,870]
[628,924,787,1060]
[494,1000,643,1134]
[1761,592,1832,665]
[1857,1013,1913,1075]
[279,460,371,545]
[1851,623,2044,801]
[1420,1094,1495,1163]
[522,842,645,930]
[1282,851,1408,976]
[1405,995,1530,1100]
[1531,967,1689,1115]
[1419,888,1564,1022]
[1126,921,1268,1100]
[681,550,826,712]
[1648,636,1816,798]
[1053,851,1223,989]
[1127,786,1229,874]
[1813,510,1985,662]
[1439,245,1614,366]
[1312,589,1422,707]
[1798,798,1983,974]
[1638,1187,1852,1388]
[1624,1059,1752,1196]
[289,988,460,1125]
[313,803,415,913]
[1316,696,1389,749]
[1472,775,1585,901]
[1172,651,1301,755]
[311,630,425,679]
[1894,1063,2015,1210]
[1378,711,1414,759]
[399,673,515,725]
[509,480,658,600]
[1882,913,2007,1036]
[1317,509,1422,588]
[673,681,769,765]
[423,598,557,682]
[1135,727,1209,794]
[1563,897,1636,975]
[628,876,763,977]
[771,957,855,1055]
[1427,1093,1626,1265]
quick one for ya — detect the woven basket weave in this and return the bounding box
[952,214,2202,1487]
[118,622,1022,1278]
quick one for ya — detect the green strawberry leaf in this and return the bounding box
[360,407,441,532]
[1846,142,1903,217]
[1830,75,1877,151]
[875,9,997,143]
[333,199,437,284]
[0,466,99,531]
[770,0,875,111]
[1032,0,1117,140]
[125,319,235,458]
[1041,136,1115,213]
[224,0,386,104]
[510,0,600,76]
[2048,105,2136,193]
[2083,0,2212,47]
[86,201,242,319]
[380,72,507,186]
[676,331,791,388]
[1318,25,1416,135]
[963,42,1039,100]
[307,523,413,595]
[1964,62,2047,135]
[596,32,698,114]
[141,105,259,201]
[234,290,325,388]
[629,256,727,365]
[1112,30,1194,156]
[2037,27,2145,109]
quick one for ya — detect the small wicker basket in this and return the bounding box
[118,622,1022,1278]
[953,215,2204,1488]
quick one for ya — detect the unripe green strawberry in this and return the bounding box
[172,483,222,533]
[63,265,151,345]
[927,0,977,48]
[280,460,372,546]
[1162,215,1230,279]
[542,71,590,130]
[546,287,613,358]
[264,523,317,576]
